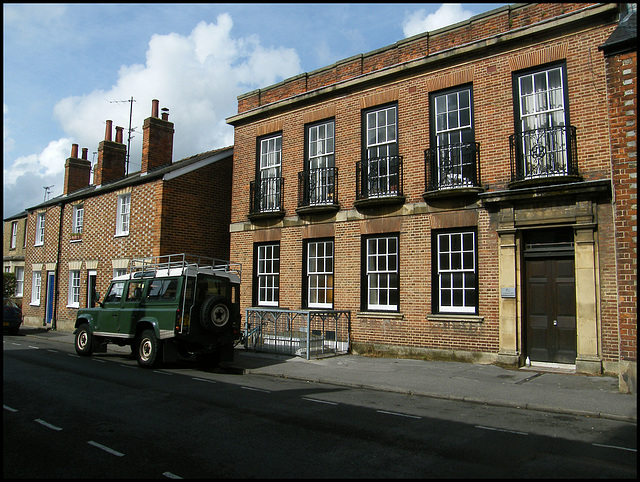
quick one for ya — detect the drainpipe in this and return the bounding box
[52,201,64,331]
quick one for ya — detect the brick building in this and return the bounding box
[227,3,636,392]
[22,99,233,332]
[3,210,28,307]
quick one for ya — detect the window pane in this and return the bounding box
[447,93,458,110]
[460,108,470,128]
[453,289,463,306]
[459,90,470,108]
[448,111,458,129]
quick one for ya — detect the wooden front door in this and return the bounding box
[525,256,576,364]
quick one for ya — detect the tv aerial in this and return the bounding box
[108,96,138,174]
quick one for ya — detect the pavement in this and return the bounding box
[16,327,637,423]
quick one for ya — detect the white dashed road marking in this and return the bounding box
[35,419,63,431]
[302,397,338,405]
[376,410,422,419]
[87,440,124,457]
[241,386,271,393]
[475,425,528,435]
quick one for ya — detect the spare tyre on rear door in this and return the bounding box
[200,296,232,333]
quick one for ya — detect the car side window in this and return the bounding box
[126,281,145,302]
[104,282,125,303]
[146,279,178,301]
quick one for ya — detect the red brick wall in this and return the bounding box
[94,140,126,186]
[605,48,637,364]
[22,154,233,329]
[230,3,621,360]
[158,156,233,259]
[142,117,174,173]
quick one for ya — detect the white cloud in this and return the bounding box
[50,12,301,170]
[3,138,70,185]
[3,11,301,217]
[3,139,70,216]
[403,4,474,38]
[3,10,301,216]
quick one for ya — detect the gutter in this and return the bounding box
[52,202,64,331]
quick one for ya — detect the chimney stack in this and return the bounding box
[105,120,113,141]
[93,119,127,186]
[63,143,91,195]
[141,99,174,173]
[115,126,124,144]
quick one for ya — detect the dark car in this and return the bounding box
[3,298,23,335]
[74,253,242,369]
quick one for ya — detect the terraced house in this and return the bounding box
[3,210,28,307]
[227,3,636,392]
[22,100,233,332]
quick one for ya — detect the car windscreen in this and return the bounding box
[104,282,125,303]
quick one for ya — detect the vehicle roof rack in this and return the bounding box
[127,253,241,282]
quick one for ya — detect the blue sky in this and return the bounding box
[3,3,504,219]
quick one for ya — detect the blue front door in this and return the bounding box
[46,272,55,325]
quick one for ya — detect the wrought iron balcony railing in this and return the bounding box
[249,177,284,216]
[356,155,403,201]
[424,142,481,192]
[510,125,578,182]
[298,167,339,208]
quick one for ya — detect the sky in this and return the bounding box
[3,3,505,220]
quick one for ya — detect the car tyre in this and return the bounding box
[200,296,232,333]
[75,323,94,356]
[137,328,162,368]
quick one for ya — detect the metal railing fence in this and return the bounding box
[244,308,350,359]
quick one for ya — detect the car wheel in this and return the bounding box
[75,324,94,356]
[137,329,162,368]
[200,296,232,333]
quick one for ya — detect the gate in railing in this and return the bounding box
[244,308,350,359]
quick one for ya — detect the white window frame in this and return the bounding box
[516,65,568,178]
[258,134,282,212]
[365,235,399,311]
[116,194,130,236]
[433,87,474,187]
[257,243,280,306]
[113,268,127,278]
[31,271,41,305]
[307,121,335,205]
[10,221,18,248]
[306,240,334,309]
[35,213,45,246]
[68,270,81,308]
[436,231,477,314]
[15,267,24,297]
[72,204,84,234]
[365,105,398,197]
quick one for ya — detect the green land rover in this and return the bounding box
[73,254,241,368]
